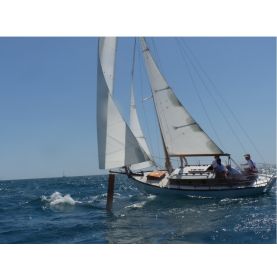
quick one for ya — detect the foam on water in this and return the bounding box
[41,192,76,210]
[0,174,275,243]
[125,201,147,209]
[125,194,156,209]
[147,194,157,200]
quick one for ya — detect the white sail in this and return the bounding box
[97,37,150,169]
[129,83,154,170]
[140,38,224,157]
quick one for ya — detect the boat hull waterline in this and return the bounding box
[131,172,276,198]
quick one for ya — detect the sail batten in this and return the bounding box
[140,38,224,156]
[97,37,150,170]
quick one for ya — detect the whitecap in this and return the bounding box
[125,201,147,209]
[49,193,75,206]
[147,194,157,200]
[41,191,76,210]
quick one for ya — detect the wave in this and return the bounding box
[125,201,147,209]
[147,194,157,200]
[125,194,157,209]
[41,192,113,211]
[41,192,76,211]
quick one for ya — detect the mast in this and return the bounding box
[138,39,173,171]
[129,39,155,170]
[138,38,172,171]
[150,88,173,171]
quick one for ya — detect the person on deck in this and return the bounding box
[243,154,258,175]
[226,164,242,178]
[211,155,226,178]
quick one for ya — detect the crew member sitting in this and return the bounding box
[243,154,258,174]
[211,155,226,178]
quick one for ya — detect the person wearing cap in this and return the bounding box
[243,154,257,174]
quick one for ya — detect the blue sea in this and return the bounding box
[0,174,276,244]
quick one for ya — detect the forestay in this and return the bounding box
[140,38,224,156]
[97,37,150,169]
[130,82,154,170]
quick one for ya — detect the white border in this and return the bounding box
[0,0,277,36]
[0,1,276,280]
[0,245,277,280]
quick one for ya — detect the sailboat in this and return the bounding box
[97,37,275,198]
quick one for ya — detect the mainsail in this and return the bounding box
[97,37,150,169]
[140,38,224,157]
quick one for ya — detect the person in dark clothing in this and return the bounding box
[211,155,226,178]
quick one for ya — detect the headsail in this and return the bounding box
[140,38,224,157]
[129,39,154,170]
[97,37,150,169]
[130,82,155,170]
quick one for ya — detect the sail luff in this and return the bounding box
[130,83,154,170]
[97,38,117,169]
[98,38,117,95]
[139,37,224,157]
[97,37,151,169]
[129,39,155,170]
[139,39,173,170]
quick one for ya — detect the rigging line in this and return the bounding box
[151,37,166,77]
[137,41,155,159]
[131,37,136,78]
[131,38,156,165]
[180,40,266,163]
[140,38,167,167]
[230,157,244,172]
[152,155,179,164]
[149,38,177,153]
[136,38,160,167]
[174,38,226,151]
[176,38,248,154]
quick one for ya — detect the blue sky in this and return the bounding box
[0,37,275,179]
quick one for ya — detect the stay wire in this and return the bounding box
[176,38,248,155]
[145,38,173,167]
[175,38,226,151]
[180,39,266,164]
[136,37,161,168]
[150,38,176,155]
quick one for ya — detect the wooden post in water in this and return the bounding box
[106,174,115,211]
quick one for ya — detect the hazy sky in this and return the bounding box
[0,37,275,179]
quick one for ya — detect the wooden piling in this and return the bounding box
[106,174,115,211]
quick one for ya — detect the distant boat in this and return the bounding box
[96,37,275,198]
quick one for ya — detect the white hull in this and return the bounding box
[131,171,276,198]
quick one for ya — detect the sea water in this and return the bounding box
[0,174,276,243]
